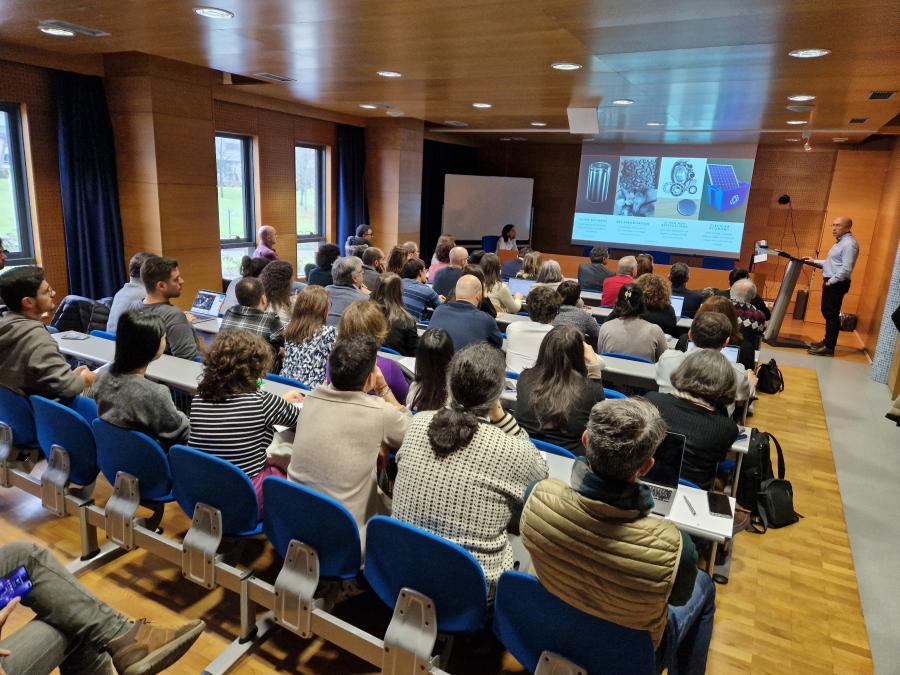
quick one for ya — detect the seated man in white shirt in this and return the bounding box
[656,312,755,405]
[505,285,562,373]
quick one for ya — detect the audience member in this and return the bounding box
[676,295,755,370]
[515,250,543,280]
[577,245,614,291]
[723,268,771,319]
[289,335,411,534]
[601,255,637,307]
[386,243,418,275]
[282,285,337,388]
[0,266,95,399]
[460,264,498,318]
[135,256,199,360]
[370,273,419,356]
[646,349,739,490]
[336,300,410,401]
[467,249,486,266]
[481,252,522,314]
[669,262,703,318]
[552,280,599,343]
[325,256,369,326]
[635,273,678,336]
[520,398,715,674]
[427,235,455,283]
[221,277,284,353]
[501,246,530,279]
[307,243,341,287]
[730,278,767,350]
[189,331,303,509]
[253,225,280,261]
[344,224,373,256]
[515,325,606,455]
[0,542,204,675]
[432,246,469,297]
[108,251,157,334]
[635,253,654,277]
[400,258,442,321]
[361,246,385,290]
[222,255,269,314]
[407,328,454,411]
[402,241,420,259]
[534,260,564,290]
[348,243,368,259]
[506,285,562,373]
[498,223,518,251]
[93,310,189,449]
[392,343,548,595]
[259,260,295,325]
[428,275,503,351]
[597,284,668,362]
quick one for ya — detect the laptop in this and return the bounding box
[640,432,686,517]
[670,295,685,317]
[189,289,226,318]
[507,277,536,298]
[687,341,739,364]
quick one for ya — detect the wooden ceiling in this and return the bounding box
[1,0,898,144]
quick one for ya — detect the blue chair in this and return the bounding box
[169,445,263,537]
[46,326,59,335]
[678,478,701,489]
[263,478,361,578]
[91,419,174,503]
[603,388,628,400]
[530,439,576,460]
[505,370,520,381]
[30,396,99,487]
[493,571,656,675]
[0,386,37,449]
[364,516,488,634]
[482,235,500,253]
[265,373,312,391]
[602,352,653,364]
[89,330,116,341]
[379,346,402,356]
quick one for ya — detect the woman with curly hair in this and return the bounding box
[189,331,304,510]
[307,243,341,287]
[635,273,677,336]
[259,260,296,325]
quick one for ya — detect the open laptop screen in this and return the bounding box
[643,432,686,489]
[190,290,226,317]
[687,341,739,364]
[507,278,536,298]
[670,295,685,317]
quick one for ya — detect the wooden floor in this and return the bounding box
[0,363,873,674]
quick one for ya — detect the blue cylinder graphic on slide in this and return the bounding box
[586,162,611,203]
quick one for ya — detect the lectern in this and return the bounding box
[758,248,820,348]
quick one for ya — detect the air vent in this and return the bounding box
[38,19,109,37]
[252,72,296,83]
[849,117,869,124]
[868,91,896,100]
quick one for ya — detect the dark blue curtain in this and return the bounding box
[336,124,369,246]
[56,71,126,299]
[420,140,478,262]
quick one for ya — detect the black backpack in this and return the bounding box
[756,359,785,394]
[736,430,800,532]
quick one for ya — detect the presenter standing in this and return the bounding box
[804,216,859,356]
[498,224,517,251]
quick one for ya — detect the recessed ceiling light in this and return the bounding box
[38,24,75,37]
[551,62,583,71]
[786,120,808,125]
[833,137,849,142]
[530,122,547,127]
[386,110,405,117]
[788,94,816,102]
[193,6,234,19]
[376,70,402,78]
[788,48,831,59]
[472,102,492,109]
[646,122,664,127]
[785,138,801,142]
[444,120,468,127]
[512,137,528,141]
[359,104,378,110]
[611,99,635,106]
[804,142,813,152]
[499,137,512,142]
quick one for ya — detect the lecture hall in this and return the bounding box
[0,2,899,674]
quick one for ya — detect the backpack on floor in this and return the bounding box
[737,430,800,532]
[756,359,784,394]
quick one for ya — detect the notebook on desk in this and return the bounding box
[189,289,226,318]
[640,432,686,517]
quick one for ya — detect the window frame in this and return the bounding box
[0,102,35,264]
[294,142,325,243]
[215,132,256,249]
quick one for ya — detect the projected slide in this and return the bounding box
[572,148,754,258]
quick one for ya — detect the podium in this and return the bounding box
[758,248,820,348]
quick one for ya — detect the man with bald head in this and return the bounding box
[253,225,280,261]
[804,216,859,356]
[432,246,470,297]
[428,274,503,350]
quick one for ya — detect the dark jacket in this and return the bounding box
[670,284,704,318]
[578,262,614,292]
[432,266,465,298]
[501,257,524,280]
[49,295,113,334]
[307,266,334,287]
[643,306,678,337]
[428,301,503,351]
[384,322,419,356]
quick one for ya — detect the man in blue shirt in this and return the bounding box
[804,216,859,356]
[428,275,503,350]
[400,258,442,321]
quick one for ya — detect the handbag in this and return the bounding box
[755,359,784,394]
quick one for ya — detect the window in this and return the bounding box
[215,133,254,278]
[0,103,33,263]
[295,144,325,275]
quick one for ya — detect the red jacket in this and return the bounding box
[601,274,634,307]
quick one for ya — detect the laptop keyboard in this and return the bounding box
[649,485,674,503]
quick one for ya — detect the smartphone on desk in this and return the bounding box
[0,565,33,610]
[707,492,733,519]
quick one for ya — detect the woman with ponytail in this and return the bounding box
[391,343,548,596]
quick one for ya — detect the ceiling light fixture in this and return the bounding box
[376,70,402,78]
[386,110,405,117]
[788,48,831,59]
[530,122,547,127]
[788,94,816,102]
[38,24,75,37]
[833,137,849,142]
[193,6,234,19]
[551,62,582,71]
[611,99,635,106]
[359,104,378,109]
[499,137,512,142]
[472,102,492,109]
[443,120,468,127]
[646,122,664,126]
[786,120,808,125]
[785,138,801,142]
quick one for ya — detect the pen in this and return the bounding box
[682,495,696,516]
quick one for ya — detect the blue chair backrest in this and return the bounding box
[602,352,653,364]
[169,445,261,536]
[0,386,36,448]
[263,477,361,579]
[91,419,173,501]
[493,571,655,674]
[678,478,700,489]
[530,439,576,460]
[603,388,628,400]
[482,235,500,253]
[378,346,402,356]
[505,370,520,381]
[265,373,312,391]
[89,330,116,341]
[31,396,99,486]
[364,516,488,633]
